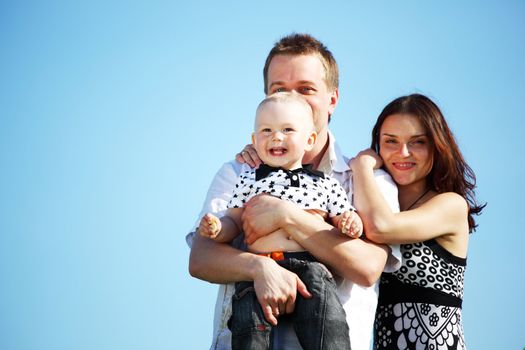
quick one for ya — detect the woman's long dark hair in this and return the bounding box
[371,94,485,232]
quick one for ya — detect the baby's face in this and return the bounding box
[252,101,316,170]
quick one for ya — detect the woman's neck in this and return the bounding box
[398,181,430,211]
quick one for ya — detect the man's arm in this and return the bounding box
[242,169,400,286]
[189,234,310,325]
[188,161,285,282]
[187,161,310,324]
[242,195,389,286]
[190,233,266,282]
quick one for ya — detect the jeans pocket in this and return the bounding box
[233,281,255,299]
[229,282,272,350]
[229,282,270,333]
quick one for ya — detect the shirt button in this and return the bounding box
[292,175,298,181]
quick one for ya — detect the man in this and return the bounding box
[187,33,400,349]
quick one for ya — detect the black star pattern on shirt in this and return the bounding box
[227,169,351,217]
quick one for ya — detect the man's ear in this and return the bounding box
[251,133,256,146]
[328,88,339,122]
[305,131,317,151]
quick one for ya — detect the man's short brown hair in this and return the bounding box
[263,33,339,94]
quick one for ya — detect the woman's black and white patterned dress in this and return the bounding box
[374,239,467,350]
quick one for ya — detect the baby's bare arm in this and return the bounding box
[199,208,244,243]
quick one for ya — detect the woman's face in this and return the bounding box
[378,113,433,188]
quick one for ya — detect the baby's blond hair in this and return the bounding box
[257,92,311,112]
[256,92,314,130]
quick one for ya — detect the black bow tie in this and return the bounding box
[255,163,325,182]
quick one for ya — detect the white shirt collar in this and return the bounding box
[317,130,350,174]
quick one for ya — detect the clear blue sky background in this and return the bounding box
[1,1,523,349]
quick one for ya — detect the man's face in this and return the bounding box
[266,54,338,136]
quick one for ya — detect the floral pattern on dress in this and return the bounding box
[374,240,467,350]
[375,303,466,350]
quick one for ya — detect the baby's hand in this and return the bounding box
[339,210,363,238]
[198,213,222,239]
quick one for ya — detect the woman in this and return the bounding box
[350,94,485,349]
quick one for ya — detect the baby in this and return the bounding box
[198,92,362,349]
[199,93,361,247]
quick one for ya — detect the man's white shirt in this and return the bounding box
[186,131,401,350]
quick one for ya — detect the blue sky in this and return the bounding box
[1,1,524,349]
